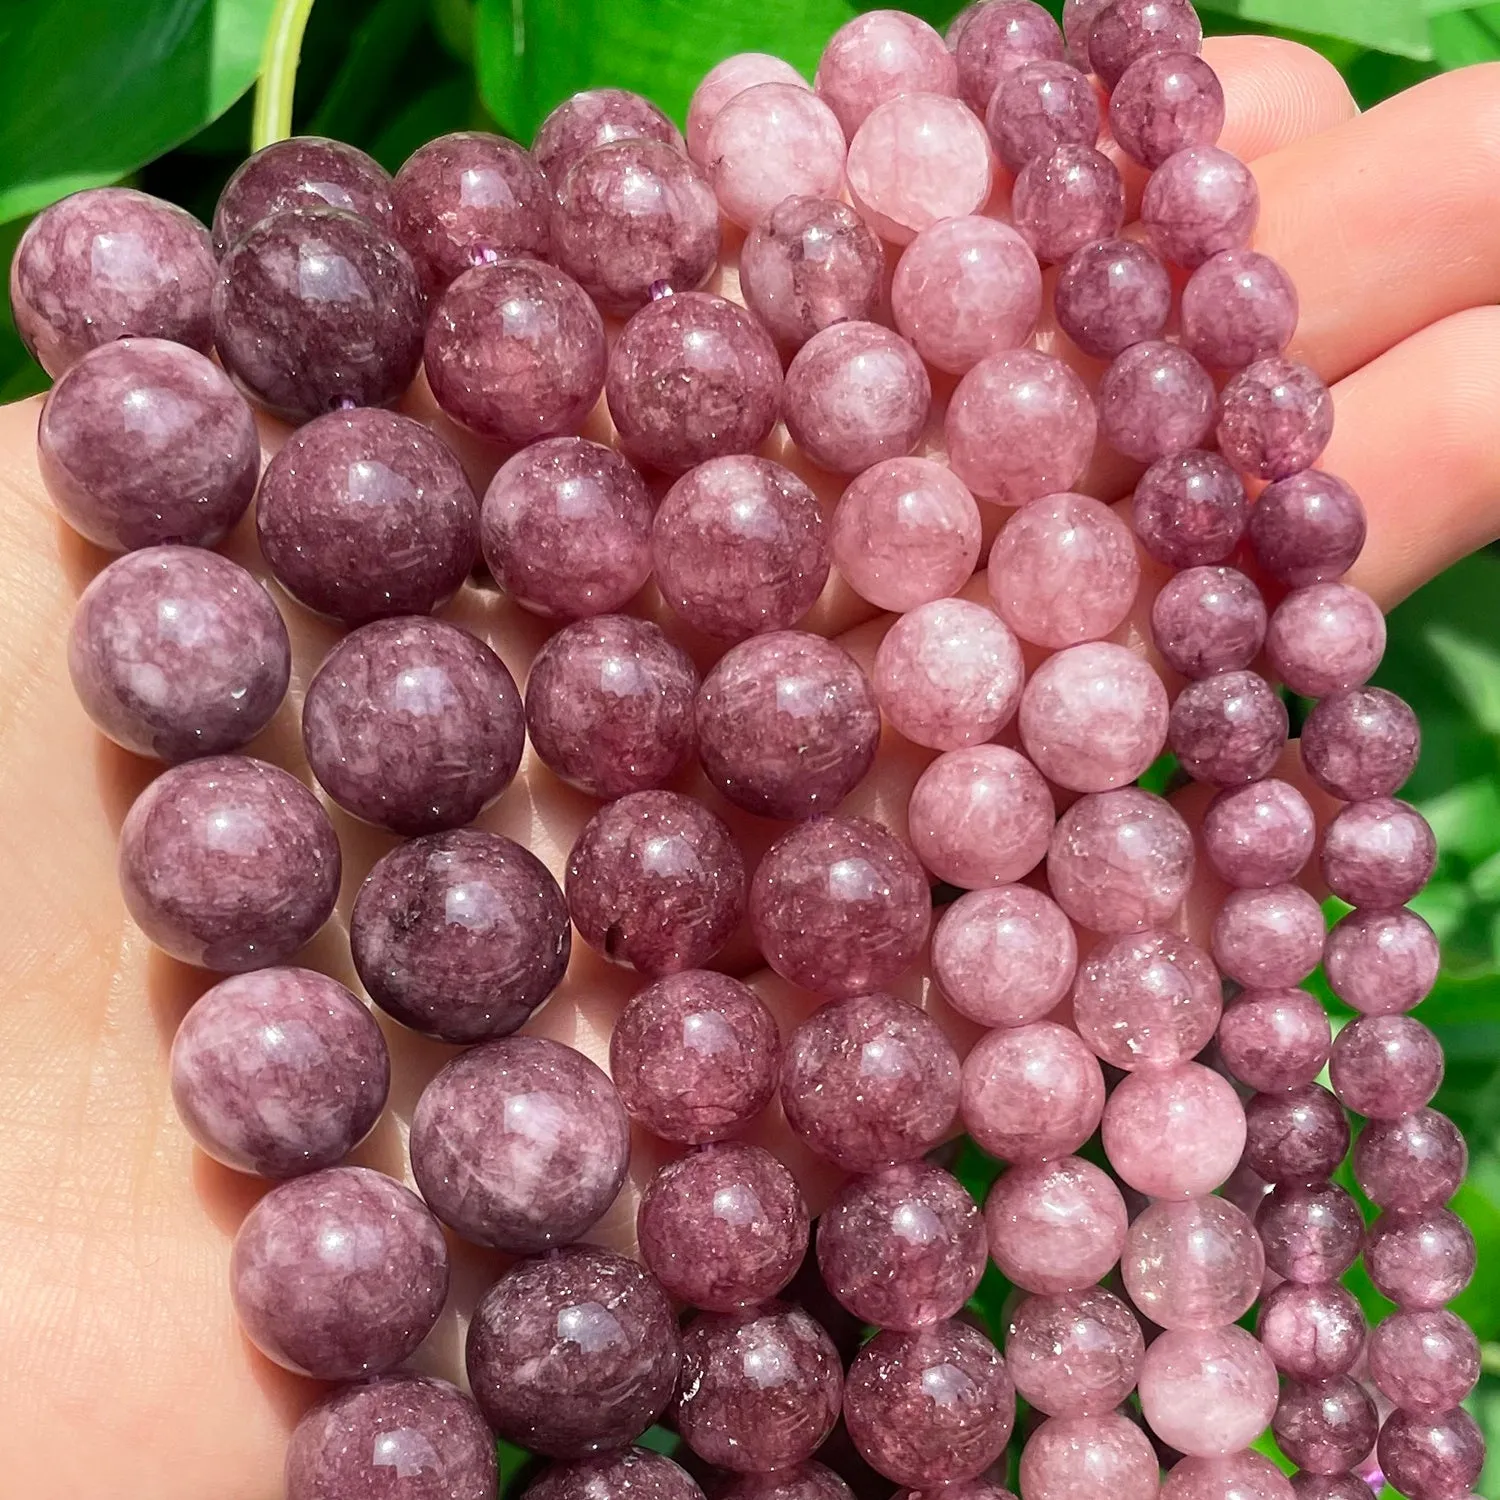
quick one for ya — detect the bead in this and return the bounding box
[533,88,686,185]
[1243,1084,1350,1184]
[986,59,1101,175]
[1329,1014,1444,1116]
[1181,249,1298,370]
[816,10,958,135]
[1111,50,1225,168]
[1012,144,1125,265]
[1354,1108,1467,1211]
[231,1167,447,1379]
[1202,779,1317,888]
[526,1452,705,1500]
[1102,1062,1247,1198]
[1168,668,1289,786]
[1054,237,1173,360]
[1019,1413,1159,1500]
[118,755,340,971]
[933,885,1078,1026]
[961,1020,1106,1161]
[1365,1207,1476,1309]
[1369,1309,1482,1414]
[687,54,809,164]
[1161,1453,1296,1500]
[1219,357,1335,481]
[1138,1326,1279,1458]
[1301,687,1420,801]
[1255,1281,1365,1381]
[955,0,1065,113]
[1320,797,1437,909]
[1088,0,1203,88]
[1250,470,1368,585]
[720,1467,850,1500]
[1099,338,1216,464]
[1212,887,1326,989]
[1005,1288,1143,1417]
[1124,1194,1264,1331]
[1063,0,1112,61]
[1152,566,1267,680]
[780,992,958,1168]
[984,1155,1128,1293]
[1142,145,1259,269]
[1256,1181,1364,1283]
[1378,1407,1486,1500]
[1275,1380,1381,1476]
[1131,449,1248,568]
[1217,986,1332,1090]
[410,1036,630,1252]
[1324,906,1440,1015]
[1289,1479,1374,1500]
[1267,583,1386,697]
[706,83,846,229]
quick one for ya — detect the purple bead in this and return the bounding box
[1152,566,1267,679]
[1053,237,1173,360]
[38,337,258,552]
[1354,1108,1467,1211]
[525,615,698,799]
[1274,1377,1379,1476]
[1087,0,1203,87]
[170,967,387,1177]
[525,1450,705,1500]
[1320,797,1436,909]
[1267,582,1386,697]
[986,1154,1129,1292]
[257,407,479,623]
[302,617,523,834]
[1255,1181,1364,1283]
[350,829,569,1043]
[1256,1281,1366,1381]
[638,1142,808,1310]
[696,632,880,819]
[425,259,606,445]
[1301,687,1420,801]
[1212,886,1326,989]
[392,131,551,296]
[1099,338,1216,464]
[1379,1407,1486,1500]
[1110,50,1224,168]
[69,546,288,761]
[1290,1479,1375,1500]
[1142,145,1259,269]
[1202,778,1317,888]
[1369,1310,1482,1414]
[1168,669,1289,786]
[955,0,1065,113]
[962,1019,1106,1159]
[214,208,424,422]
[285,1375,496,1500]
[1324,906,1440,1016]
[467,1246,681,1456]
[1329,1014,1444,1117]
[118,755,340,971]
[1012,144,1125,265]
[1005,1287,1143,1417]
[1217,987,1332,1092]
[533,88,686,186]
[781,992,958,1169]
[1366,1207,1477,1309]
[11,187,216,376]
[231,1166,448,1379]
[986,59,1101,174]
[720,1466,850,1500]
[677,1304,843,1472]
[1131,449,1247,568]
[844,1320,1014,1486]
[1182,250,1299,371]
[1250,471,1368,585]
[1243,1083,1350,1184]
[481,436,652,619]
[1220,358,1336,481]
[1123,1195,1265,1330]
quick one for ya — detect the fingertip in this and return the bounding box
[1205,33,1359,160]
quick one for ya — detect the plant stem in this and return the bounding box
[252,0,318,150]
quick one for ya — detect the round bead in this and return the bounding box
[525,1452,705,1500]
[816,10,958,135]
[1019,1414,1159,1500]
[1202,779,1317,888]
[1005,1288,1143,1418]
[1161,1454,1295,1500]
[933,885,1077,1026]
[961,1020,1106,1161]
[987,59,1101,175]
[1267,583,1386,697]
[1151,566,1267,680]
[1138,1326,1278,1459]
[1288,1479,1374,1500]
[1102,1062,1246,1198]
[1255,1280,1365,1381]
[1354,1108,1467,1211]
[1012,144,1125,266]
[908,745,1054,887]
[1320,797,1437,908]
[1168,669,1289,786]
[1329,1014,1444,1116]
[706,83,846,229]
[1181,249,1298,370]
[956,1,1065,109]
[1212,886,1326,990]
[1063,0,1111,60]
[1366,1207,1477,1309]
[1324,906,1440,1015]
[1099,339,1216,464]
[1088,0,1203,87]
[1111,50,1224,168]
[1131,449,1247,568]
[1142,145,1259,269]
[984,1155,1128,1293]
[1216,986,1332,1090]
[1219,357,1335,481]
[1378,1407,1486,1500]
[687,55,810,165]
[1243,1083,1350,1184]
[1256,1181,1365,1283]
[1301,687,1420,801]
[1369,1310,1482,1414]
[1054,237,1174,361]
[533,88,686,186]
[720,1466,850,1500]
[1124,1196,1264,1331]
[1250,470,1367,585]
[1274,1378,1379,1477]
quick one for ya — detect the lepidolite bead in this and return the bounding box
[1329,1014,1444,1117]
[1267,583,1386,698]
[908,745,1053,887]
[257,407,479,624]
[688,54,810,164]
[1102,1061,1246,1197]
[351,830,569,1043]
[961,1019,1105,1161]
[1131,449,1247,568]
[1366,1207,1476,1308]
[706,84,847,230]
[1379,1407,1486,1500]
[933,885,1078,1026]
[1202,778,1317,888]
[720,1466,851,1500]
[1275,1379,1380,1477]
[816,10,958,135]
[467,1246,681,1456]
[1152,566,1267,679]
[1301,687,1420,801]
[533,88,686,186]
[1099,339,1216,463]
[780,992,958,1169]
[1324,906,1440,1015]
[526,1451,706,1500]
[1012,144,1125,265]
[1369,1310,1482,1414]
[1289,1479,1375,1500]
[1320,797,1437,908]
[985,1155,1128,1293]
[1217,986,1332,1091]
[955,0,1065,109]
[1243,1083,1350,1183]
[1256,1281,1366,1380]
[1218,357,1335,481]
[1088,0,1203,86]
[1054,237,1173,361]
[410,1036,630,1252]
[1250,470,1368,585]
[1162,1454,1296,1500]
[1138,1326,1278,1458]
[986,59,1101,175]
[1111,50,1224,168]
[1212,886,1326,989]
[1169,668,1289,786]
[170,968,387,1177]
[1182,250,1299,371]
[231,1166,448,1379]
[1142,145,1259,269]
[118,755,340,971]
[1354,1108,1467,1211]
[1019,1414,1160,1500]
[1124,1196,1264,1330]
[1256,1181,1364,1283]
[1006,1288,1143,1418]
[1063,0,1111,60]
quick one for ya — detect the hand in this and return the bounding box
[2,36,1499,1500]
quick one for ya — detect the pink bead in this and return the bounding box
[1102,1061,1246,1198]
[947,350,1097,506]
[873,598,1025,750]
[986,59,1101,175]
[1202,779,1317,889]
[1300,686,1420,802]
[1098,339,1216,464]
[1018,1413,1160,1500]
[1267,583,1387,698]
[1012,145,1125,266]
[1369,1309,1481,1414]
[1168,669,1289,788]
[688,55,809,164]
[1019,643,1168,792]
[1139,1327,1279,1459]
[1211,886,1326,990]
[1329,1014,1444,1118]
[706,84,846,230]
[1142,145,1259,269]
[961,1020,1105,1162]
[1217,357,1334,482]
[955,0,1066,112]
[1366,1207,1476,1309]
[1005,1288,1143,1418]
[892,217,1043,373]
[832,458,983,612]
[1256,1280,1366,1382]
[1217,986,1332,1091]
[1162,1453,1295,1500]
[1055,238,1173,361]
[1151,566,1268,681]
[1110,50,1225,169]
[988,492,1140,649]
[984,1155,1127,1293]
[816,11,958,136]
[908,745,1055,887]
[1063,0,1111,62]
[1123,1195,1265,1331]
[1324,907,1440,1015]
[1242,1083,1349,1184]
[1321,797,1436,910]
[1181,250,1299,371]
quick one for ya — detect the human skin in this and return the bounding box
[4,38,1500,1500]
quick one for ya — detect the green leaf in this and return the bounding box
[1430,4,1500,68]
[1199,0,1433,58]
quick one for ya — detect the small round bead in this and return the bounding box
[1151,566,1267,680]
[1243,1083,1350,1184]
[1099,339,1216,463]
[1256,1181,1364,1283]
[1324,906,1440,1015]
[1219,357,1335,481]
[1054,237,1174,360]
[985,1155,1128,1293]
[1273,1378,1379,1476]
[1111,50,1225,168]
[1131,449,1248,568]
[1369,1310,1482,1414]
[1355,1108,1467,1211]
[908,745,1054,887]
[933,885,1078,1027]
[1366,1207,1477,1309]
[566,792,746,976]
[533,88,686,186]
[1217,987,1332,1091]
[1181,250,1299,370]
[1169,669,1289,786]
[1378,1407,1486,1500]
[1123,1195,1265,1330]
[1102,1062,1247,1198]
[1329,1014,1444,1116]
[1212,887,1326,990]
[1142,145,1259,269]
[525,615,698,799]
[1289,1479,1375,1500]
[1267,583,1387,698]
[697,632,880,819]
[1005,1288,1143,1418]
[231,1166,447,1379]
[610,970,780,1143]
[1250,471,1368,585]
[719,1467,850,1500]
[1255,1280,1366,1381]
[961,1020,1105,1161]
[956,0,1066,111]
[1301,687,1420,801]
[638,1143,808,1311]
[1162,1453,1296,1500]
[781,992,958,1168]
[706,83,847,230]
[687,54,809,165]
[1320,797,1437,909]
[1088,0,1204,87]
[1137,1326,1279,1459]
[1012,144,1125,266]
[1202,779,1317,888]
[1019,1413,1160,1500]
[525,1452,705,1500]
[987,58,1101,176]
[118,755,340,971]
[816,10,958,135]
[817,1162,987,1330]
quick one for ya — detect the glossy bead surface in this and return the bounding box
[1142,145,1259,269]
[961,1020,1105,1161]
[1369,1310,1482,1414]
[1138,1326,1279,1459]
[987,59,1101,175]
[1012,144,1125,266]
[1218,357,1334,481]
[525,1451,705,1500]
[1054,237,1173,361]
[1088,0,1203,87]
[1168,668,1289,786]
[719,1465,850,1500]
[688,54,809,165]
[1354,1108,1467,1211]
[1202,779,1317,888]
[1249,470,1367,586]
[1005,1287,1143,1418]
[1216,986,1332,1091]
[1329,1014,1444,1117]
[1212,886,1326,990]
[1301,687,1420,801]
[1102,1062,1246,1198]
[1378,1407,1486,1500]
[1018,1413,1160,1500]
[1123,1195,1265,1330]
[1324,907,1440,1015]
[1365,1207,1477,1309]
[955,0,1065,112]
[1099,339,1216,465]
[816,10,958,134]
[1255,1280,1366,1381]
[533,88,686,185]
[1151,566,1267,679]
[1111,50,1225,168]
[1131,449,1247,568]
[1256,1181,1364,1283]
[1320,797,1437,909]
[908,745,1054,887]
[933,885,1077,1027]
[1242,1084,1350,1184]
[1273,1378,1379,1477]
[1267,583,1386,698]
[984,1156,1128,1293]
[1161,1453,1295,1500]
[1181,250,1298,370]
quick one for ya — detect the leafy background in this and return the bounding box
[4,0,1498,1494]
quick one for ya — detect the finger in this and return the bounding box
[1207,34,1360,161]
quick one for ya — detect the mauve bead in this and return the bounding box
[1370,1310,1481,1414]
[908,745,1054,887]
[351,830,569,1043]
[1132,449,1248,568]
[525,615,698,799]
[706,84,847,230]
[1219,357,1335,481]
[1212,886,1325,990]
[214,208,424,422]
[526,1451,705,1500]
[1088,0,1203,87]
[1162,1453,1296,1500]
[1243,1084,1350,1184]
[1102,1061,1246,1198]
[302,618,523,835]
[739,196,884,352]
[1256,1181,1364,1283]
[1250,471,1368,586]
[118,755,340,971]
[655,456,828,638]
[1019,642,1169,792]
[425,260,606,446]
[1169,669,1289,786]
[11,187,215,375]
[1289,1479,1375,1500]
[1124,1196,1264,1331]
[1355,1108,1467,1211]
[1329,1014,1444,1117]
[1301,687,1420,801]
[1099,338,1216,464]
[69,546,288,761]
[781,992,958,1168]
[38,338,258,552]
[1111,50,1224,168]
[1267,583,1386,698]
[986,58,1100,175]
[1019,1413,1160,1500]
[957,2,1065,101]
[1005,1287,1143,1418]
[1324,907,1440,1016]
[1320,797,1436,909]
[1047,786,1194,932]
[1182,250,1299,371]
[677,1305,843,1472]
[903,1481,1018,1500]
[721,1467,851,1500]
[171,968,386,1178]
[1256,1280,1366,1381]
[231,1166,448,1379]
[1203,779,1317,889]
[845,1321,1014,1486]
[1275,1379,1380,1477]
[961,1020,1106,1161]
[1142,145,1259,269]
[985,1155,1128,1293]
[1063,0,1112,60]
[688,54,810,165]
[410,1036,630,1252]
[816,10,958,135]
[1054,237,1174,360]
[818,1161,986,1330]
[1138,1326,1279,1458]
[534,88,685,185]
[697,632,880,819]
[467,1246,681,1456]
[285,1375,497,1500]
[1012,144,1125,265]
[1151,566,1267,680]
[1366,1207,1476,1309]
[934,885,1078,1026]
[1379,1407,1486,1500]
[1217,986,1332,1091]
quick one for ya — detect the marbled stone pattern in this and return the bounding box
[118,755,341,971]
[719,1463,851,1500]
[1320,796,1437,909]
[1102,1062,1247,1198]
[410,1035,630,1252]
[688,53,810,166]
[1018,1413,1161,1500]
[38,337,259,552]
[961,1019,1105,1161]
[1161,1454,1294,1500]
[1354,1107,1467,1212]
[1273,1377,1379,1476]
[1255,1280,1366,1382]
[1054,238,1173,362]
[1004,1287,1144,1418]
[1243,1083,1351,1184]
[955,0,1065,111]
[1137,1324,1279,1459]
[1130,448,1247,569]
[1249,469,1367,585]
[1256,1180,1364,1284]
[526,1451,705,1500]
[1301,686,1420,801]
[231,1166,448,1379]
[1099,338,1216,464]
[1369,1309,1481,1414]
[350,829,570,1043]
[1267,582,1387,699]
[1378,1407,1486,1500]
[1324,905,1440,1016]
[1142,145,1259,269]
[1365,1206,1476,1308]
[985,1155,1128,1294]
[170,967,388,1177]
[1110,51,1225,169]
[1151,565,1267,680]
[1168,667,1289,786]
[1201,777,1316,888]
[533,87,687,185]
[815,10,957,136]
[467,1245,682,1457]
[986,59,1101,177]
[1329,1013,1444,1117]
[1217,985,1332,1091]
[1087,0,1203,87]
[11,187,217,376]
[1211,884,1325,989]
[1012,144,1126,267]
[1062,0,1112,61]
[1181,249,1298,370]
[257,406,479,624]
[1217,356,1335,481]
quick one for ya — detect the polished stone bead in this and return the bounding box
[908,744,1053,887]
[1329,1014,1444,1116]
[1202,778,1317,888]
[1365,1207,1477,1309]
[467,1246,681,1456]
[1181,249,1298,370]
[1267,583,1386,698]
[1020,1413,1161,1500]
[1255,1280,1366,1381]
[987,59,1101,175]
[1212,886,1326,990]
[118,755,340,971]
[533,88,686,185]
[1151,566,1267,679]
[1217,986,1332,1091]
[961,1019,1105,1161]
[1243,1083,1350,1184]
[1124,1195,1264,1331]
[231,1166,448,1379]
[1012,144,1125,266]
[1324,906,1440,1016]
[525,1450,706,1500]
[956,0,1066,109]
[1369,1309,1482,1414]
[1161,1453,1296,1500]
[1169,669,1289,786]
[525,615,698,799]
[1102,1061,1246,1198]
[1099,339,1216,464]
[816,10,958,134]
[1220,358,1335,482]
[410,1036,630,1251]
[1053,237,1173,360]
[1288,1479,1374,1500]
[984,1155,1128,1293]
[1005,1287,1143,1418]
[900,1482,1015,1500]
[351,830,568,1043]
[1354,1108,1467,1211]
[1250,470,1368,586]
[933,885,1078,1026]
[1138,1326,1278,1459]
[1111,50,1224,168]
[688,54,810,164]
[1256,1181,1364,1283]
[1320,797,1436,909]
[1273,1378,1379,1477]
[720,1464,850,1500]
[706,83,847,230]
[1378,1407,1486,1500]
[1142,145,1259,269]
[1131,449,1247,568]
[1301,687,1420,801]
[1087,0,1203,87]
[1063,0,1112,61]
